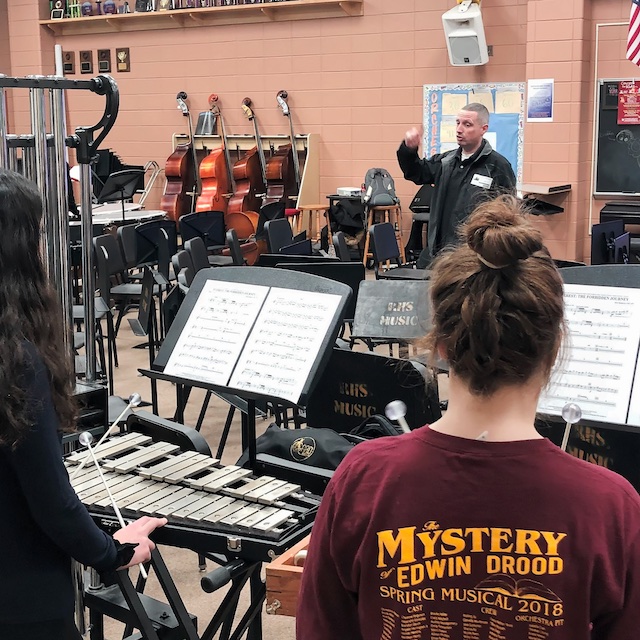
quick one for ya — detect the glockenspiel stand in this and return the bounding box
[85,548,198,640]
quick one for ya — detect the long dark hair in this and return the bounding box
[0,169,76,447]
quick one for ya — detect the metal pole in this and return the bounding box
[80,162,97,382]
[50,83,74,363]
[28,79,54,278]
[6,135,18,173]
[20,135,36,182]
[0,74,8,170]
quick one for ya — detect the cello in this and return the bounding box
[160,92,198,222]
[263,89,298,206]
[195,94,232,214]
[224,98,264,240]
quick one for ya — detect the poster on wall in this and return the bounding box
[617,80,640,125]
[527,78,554,122]
[422,83,525,185]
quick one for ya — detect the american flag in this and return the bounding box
[627,0,640,66]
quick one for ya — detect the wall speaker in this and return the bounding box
[442,1,489,67]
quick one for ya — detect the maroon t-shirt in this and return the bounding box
[296,427,640,639]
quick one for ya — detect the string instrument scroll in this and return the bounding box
[276,90,301,192]
[263,90,298,206]
[160,92,197,222]
[195,94,233,214]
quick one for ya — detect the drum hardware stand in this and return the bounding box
[84,548,198,640]
[0,74,119,385]
[85,548,265,640]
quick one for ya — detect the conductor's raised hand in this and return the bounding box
[113,516,167,569]
[404,126,423,149]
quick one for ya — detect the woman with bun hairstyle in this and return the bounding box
[297,195,640,639]
[0,169,166,640]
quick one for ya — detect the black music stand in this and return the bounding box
[591,220,624,265]
[143,267,351,472]
[615,232,631,264]
[306,348,441,433]
[96,168,145,224]
[536,264,640,493]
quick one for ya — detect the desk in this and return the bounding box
[71,209,165,232]
[78,202,142,216]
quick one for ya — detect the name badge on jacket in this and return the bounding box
[471,174,493,189]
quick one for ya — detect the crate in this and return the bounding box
[265,534,310,616]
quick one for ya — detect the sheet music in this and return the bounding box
[538,284,640,426]
[164,280,269,386]
[229,288,342,403]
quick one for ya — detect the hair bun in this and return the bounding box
[465,195,544,268]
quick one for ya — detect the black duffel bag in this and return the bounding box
[237,415,404,477]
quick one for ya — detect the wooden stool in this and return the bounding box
[298,204,331,245]
[284,208,302,234]
[362,204,404,266]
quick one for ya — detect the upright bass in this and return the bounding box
[196,94,232,214]
[161,92,198,222]
[224,98,264,239]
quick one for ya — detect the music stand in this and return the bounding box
[590,220,624,265]
[96,169,145,224]
[615,232,631,264]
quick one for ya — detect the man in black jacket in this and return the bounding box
[397,103,516,268]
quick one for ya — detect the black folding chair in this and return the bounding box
[369,222,429,280]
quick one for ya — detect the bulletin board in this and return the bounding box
[422,83,525,184]
[594,79,640,196]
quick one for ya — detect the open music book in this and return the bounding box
[163,278,342,404]
[538,283,640,427]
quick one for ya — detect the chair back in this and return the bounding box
[225,229,246,265]
[179,210,226,249]
[370,222,401,278]
[135,219,177,280]
[117,223,138,270]
[172,249,195,285]
[264,218,294,253]
[332,231,352,261]
[184,236,211,272]
[93,233,127,303]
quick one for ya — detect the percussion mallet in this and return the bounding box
[385,400,411,434]
[78,431,148,579]
[71,393,142,481]
[560,402,582,452]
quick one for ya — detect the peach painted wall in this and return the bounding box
[5,0,640,261]
[6,0,527,227]
[0,2,10,77]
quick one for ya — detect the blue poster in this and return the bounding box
[423,83,525,184]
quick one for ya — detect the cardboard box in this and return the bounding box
[265,534,310,616]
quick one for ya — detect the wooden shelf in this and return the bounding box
[40,0,363,36]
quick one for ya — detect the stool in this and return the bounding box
[362,204,404,266]
[284,208,302,234]
[298,204,331,245]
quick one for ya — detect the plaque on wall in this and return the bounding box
[116,48,131,72]
[98,49,111,73]
[80,51,93,74]
[63,51,76,75]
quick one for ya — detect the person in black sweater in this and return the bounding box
[0,169,166,640]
